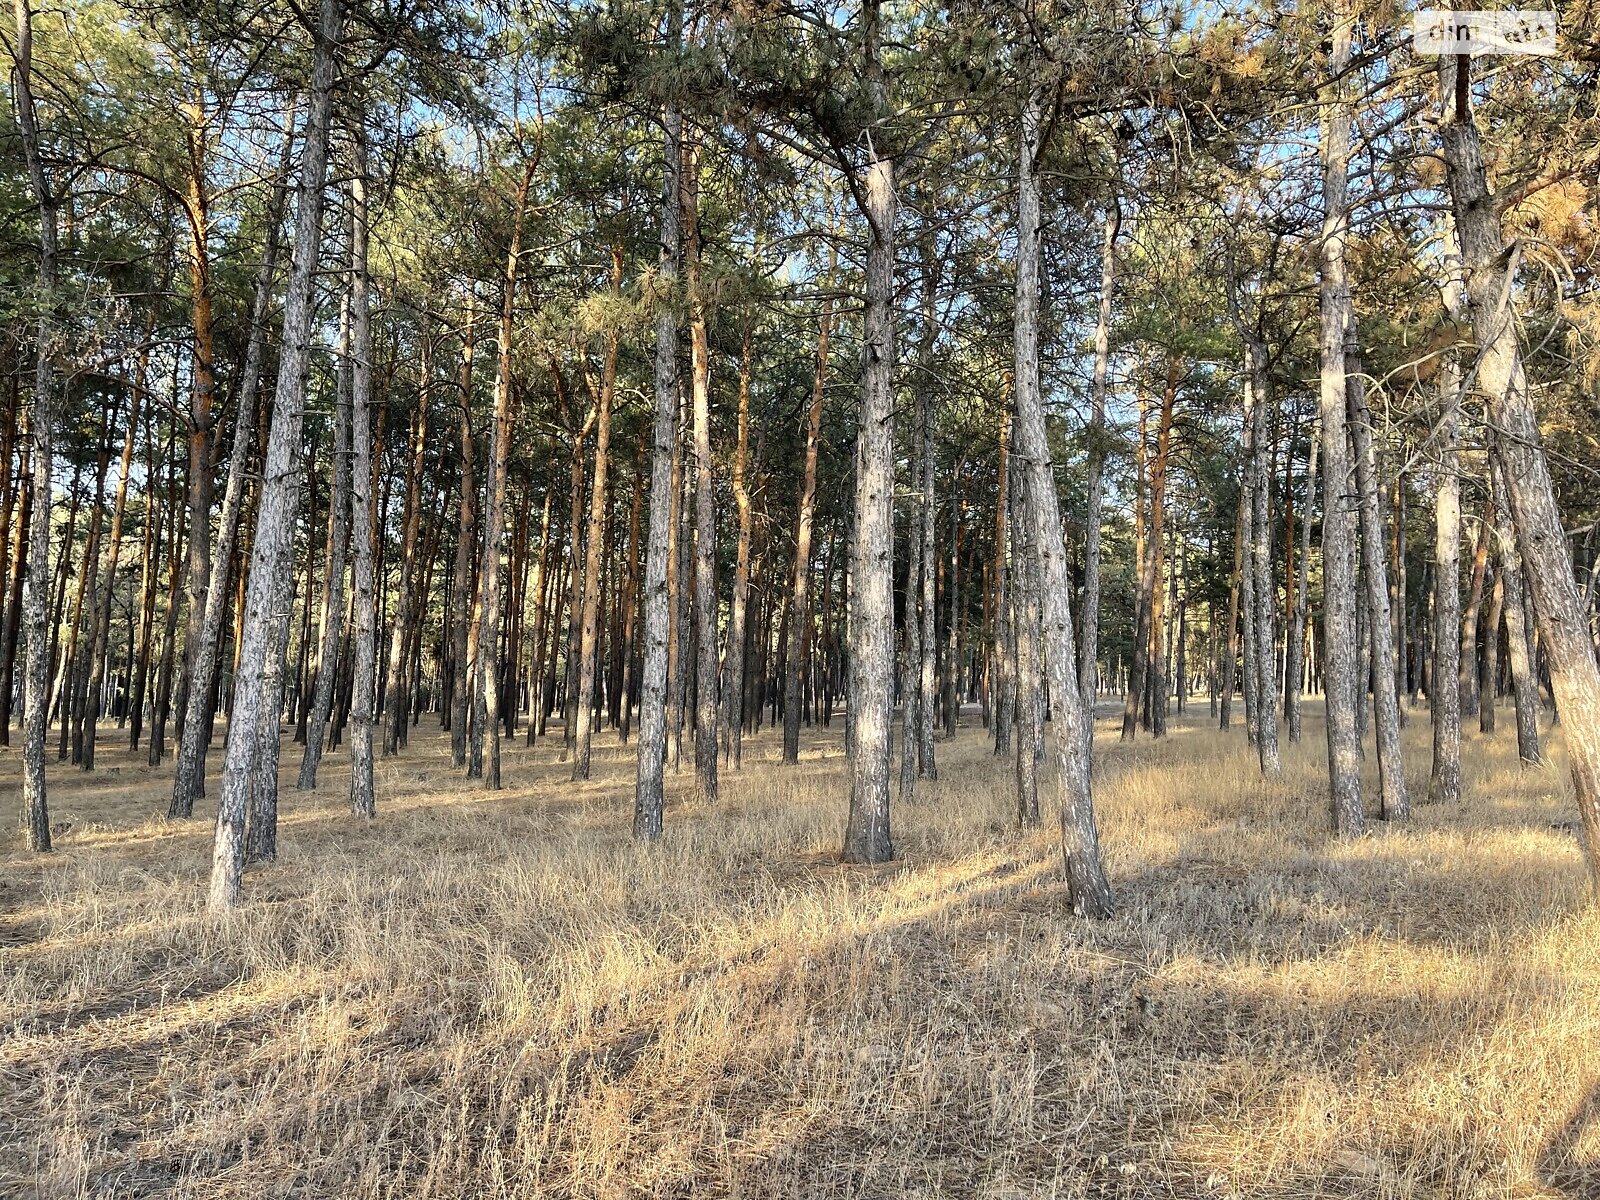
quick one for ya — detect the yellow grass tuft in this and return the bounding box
[3,702,1597,1197]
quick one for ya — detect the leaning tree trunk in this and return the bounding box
[14,0,56,850]
[1317,3,1364,836]
[296,257,353,791]
[1442,51,1600,887]
[632,68,682,841]
[1079,197,1120,722]
[347,128,377,819]
[209,0,340,911]
[1015,76,1112,917]
[170,113,292,816]
[842,1,895,865]
[1346,329,1407,819]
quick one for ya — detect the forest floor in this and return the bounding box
[2,700,1597,1199]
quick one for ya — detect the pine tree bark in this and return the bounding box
[1015,76,1112,916]
[842,0,896,864]
[1079,198,1120,720]
[1011,464,1041,828]
[477,159,534,791]
[1346,330,1407,819]
[1431,242,1464,806]
[573,243,622,780]
[783,268,830,765]
[1242,335,1281,772]
[1285,427,1318,741]
[1317,4,1364,835]
[297,259,353,791]
[1493,463,1542,765]
[382,332,432,755]
[1460,496,1491,720]
[721,317,755,769]
[208,0,341,910]
[14,0,55,849]
[1441,52,1600,886]
[170,115,292,815]
[633,63,682,840]
[347,129,376,819]
[449,296,477,768]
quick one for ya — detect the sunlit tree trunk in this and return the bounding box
[171,115,292,814]
[209,0,341,910]
[633,56,682,840]
[14,0,55,849]
[784,269,829,765]
[573,244,622,780]
[477,159,534,791]
[1346,329,1406,819]
[842,0,895,864]
[1285,427,1317,741]
[383,334,432,756]
[1317,4,1364,835]
[1430,241,1464,807]
[1079,198,1120,721]
[1493,464,1542,765]
[1015,75,1112,916]
[297,262,353,791]
[1242,335,1280,772]
[1011,465,1040,829]
[449,294,476,769]
[347,129,376,819]
[721,318,754,769]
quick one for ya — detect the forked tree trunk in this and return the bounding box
[1346,329,1407,819]
[209,0,340,910]
[1317,3,1364,835]
[1015,76,1112,917]
[632,62,682,841]
[1442,51,1600,886]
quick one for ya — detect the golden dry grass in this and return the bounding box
[2,700,1598,1198]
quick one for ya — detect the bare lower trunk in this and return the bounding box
[842,20,895,866]
[1079,198,1119,720]
[1430,246,1464,807]
[1015,77,1111,916]
[1011,466,1040,829]
[1318,5,1364,835]
[347,130,376,819]
[783,281,829,764]
[297,266,353,791]
[572,246,621,780]
[633,74,681,841]
[14,0,56,849]
[171,114,292,815]
[721,318,754,769]
[1346,331,1407,819]
[1285,428,1318,741]
[1242,336,1280,772]
[209,0,340,910]
[1494,465,1541,765]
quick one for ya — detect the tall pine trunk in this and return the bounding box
[347,128,377,819]
[209,0,341,909]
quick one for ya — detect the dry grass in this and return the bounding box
[2,700,1597,1198]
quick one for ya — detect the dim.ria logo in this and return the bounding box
[1413,9,1558,55]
